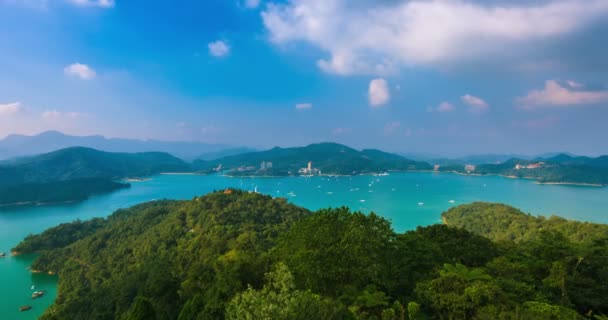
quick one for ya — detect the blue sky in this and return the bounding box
[1,0,608,156]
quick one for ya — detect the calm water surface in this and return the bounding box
[1,172,607,319]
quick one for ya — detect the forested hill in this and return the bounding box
[439,153,608,186]
[0,146,190,186]
[16,193,608,319]
[0,147,190,205]
[442,202,608,243]
[193,142,432,175]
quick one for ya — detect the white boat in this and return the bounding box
[418,202,424,206]
[449,200,456,203]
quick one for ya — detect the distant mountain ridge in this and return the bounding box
[194,142,432,175]
[0,131,241,161]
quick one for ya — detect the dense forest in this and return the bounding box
[16,191,608,319]
[0,178,129,206]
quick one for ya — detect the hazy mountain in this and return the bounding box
[0,146,191,187]
[195,142,432,175]
[0,131,239,161]
[197,147,258,161]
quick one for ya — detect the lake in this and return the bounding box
[1,172,607,319]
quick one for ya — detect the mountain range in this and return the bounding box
[0,131,245,161]
[194,142,432,175]
[1,141,607,206]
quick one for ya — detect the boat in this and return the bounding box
[0,252,6,257]
[20,305,32,312]
[418,202,424,206]
[32,291,45,299]
[449,200,456,203]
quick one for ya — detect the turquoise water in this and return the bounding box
[1,172,607,319]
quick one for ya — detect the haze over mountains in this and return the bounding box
[0,131,251,161]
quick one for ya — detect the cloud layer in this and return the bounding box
[0,102,22,116]
[64,63,96,79]
[461,94,489,113]
[518,80,608,108]
[262,0,608,75]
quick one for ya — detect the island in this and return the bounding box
[16,191,607,319]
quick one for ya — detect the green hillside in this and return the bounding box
[442,202,608,243]
[194,143,432,176]
[0,146,190,186]
[0,178,129,206]
[16,193,608,319]
[440,155,608,186]
[0,147,190,205]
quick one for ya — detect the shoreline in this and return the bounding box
[535,181,604,187]
[222,170,605,187]
[437,171,605,187]
[159,172,204,176]
[0,199,77,208]
[124,178,152,182]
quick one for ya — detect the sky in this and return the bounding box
[1,0,608,157]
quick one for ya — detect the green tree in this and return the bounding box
[225,263,350,320]
[123,297,157,320]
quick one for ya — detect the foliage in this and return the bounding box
[15,196,608,320]
[226,263,350,320]
[442,202,608,243]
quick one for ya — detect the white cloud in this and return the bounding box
[69,0,114,8]
[433,101,455,113]
[518,80,608,108]
[295,103,312,110]
[42,110,87,119]
[0,102,23,116]
[368,78,390,107]
[208,40,230,57]
[383,121,401,135]
[244,0,261,9]
[262,0,608,75]
[64,63,96,80]
[461,94,489,113]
